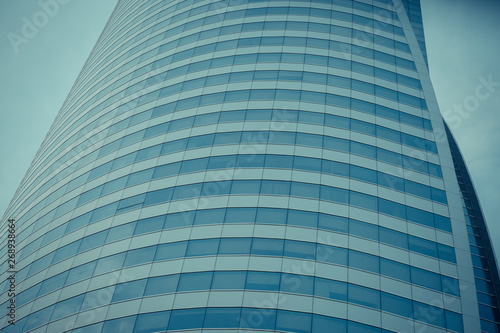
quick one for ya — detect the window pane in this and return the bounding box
[178,272,213,291]
[134,311,170,333]
[145,274,179,296]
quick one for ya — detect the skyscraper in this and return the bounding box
[1,0,499,332]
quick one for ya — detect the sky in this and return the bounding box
[0,0,499,260]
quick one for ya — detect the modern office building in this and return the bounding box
[1,0,499,332]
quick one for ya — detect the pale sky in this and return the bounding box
[0,0,499,260]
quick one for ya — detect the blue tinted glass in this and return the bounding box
[168,309,205,330]
[134,311,170,333]
[112,278,147,302]
[204,308,241,328]
[315,278,347,301]
[349,251,379,273]
[348,284,380,309]
[246,271,280,290]
[276,310,311,333]
[318,214,348,233]
[381,293,413,318]
[287,210,317,228]
[256,208,287,224]
[281,273,314,295]
[212,271,246,289]
[186,238,219,256]
[284,240,315,259]
[155,241,187,260]
[219,238,252,254]
[313,315,347,331]
[251,238,284,256]
[51,294,84,320]
[178,271,213,291]
[124,246,156,267]
[145,274,179,296]
[225,208,257,223]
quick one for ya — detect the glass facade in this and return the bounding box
[0,0,498,332]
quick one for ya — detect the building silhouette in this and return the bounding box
[1,0,499,332]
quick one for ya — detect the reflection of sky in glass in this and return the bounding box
[0,0,498,260]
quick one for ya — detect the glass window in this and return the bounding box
[381,292,413,317]
[413,302,445,328]
[194,208,225,225]
[314,278,347,301]
[134,311,170,333]
[107,222,135,243]
[406,207,434,228]
[112,278,147,302]
[145,274,179,296]
[251,238,283,256]
[352,120,376,136]
[298,111,324,126]
[178,271,213,291]
[349,250,379,273]
[260,180,290,196]
[409,236,438,257]
[225,207,257,223]
[320,186,349,204]
[127,168,154,186]
[256,208,287,225]
[281,273,314,295]
[38,271,68,296]
[276,310,311,333]
[350,220,377,241]
[438,244,456,263]
[212,271,246,290]
[144,188,173,206]
[246,271,280,290]
[207,155,237,170]
[291,182,320,199]
[66,261,97,285]
[219,238,252,254]
[79,230,107,252]
[350,191,377,211]
[52,240,80,263]
[375,149,403,167]
[124,246,156,267]
[347,320,381,333]
[378,198,406,219]
[296,132,322,147]
[265,154,293,169]
[214,132,241,145]
[349,284,380,309]
[378,172,404,192]
[322,160,349,177]
[284,240,315,260]
[318,214,348,233]
[231,180,261,194]
[288,210,317,228]
[411,267,441,291]
[350,142,376,159]
[379,227,408,249]
[186,238,219,257]
[98,315,135,333]
[155,241,187,261]
[161,138,187,154]
[168,308,205,330]
[293,156,321,172]
[204,308,241,328]
[312,314,347,332]
[94,252,126,275]
[240,308,276,330]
